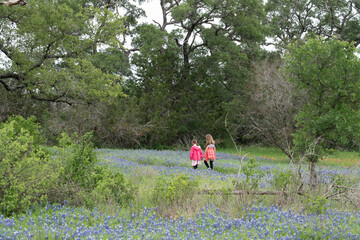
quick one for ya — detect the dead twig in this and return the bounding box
[224,111,250,191]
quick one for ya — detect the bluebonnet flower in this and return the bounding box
[1,149,359,239]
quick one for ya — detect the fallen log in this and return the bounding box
[201,189,286,195]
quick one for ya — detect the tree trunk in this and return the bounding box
[309,160,317,189]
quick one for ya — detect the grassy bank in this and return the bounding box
[220,145,360,167]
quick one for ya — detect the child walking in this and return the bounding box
[204,134,216,170]
[190,139,203,169]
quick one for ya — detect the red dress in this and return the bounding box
[205,144,216,161]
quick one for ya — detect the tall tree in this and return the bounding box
[130,0,266,145]
[285,38,360,188]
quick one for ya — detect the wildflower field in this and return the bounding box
[1,149,360,239]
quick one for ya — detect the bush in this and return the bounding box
[153,175,198,207]
[52,132,135,208]
[0,116,134,215]
[0,116,58,216]
[90,165,135,206]
[3,115,43,146]
[303,194,327,214]
[57,132,98,189]
[271,170,297,190]
[239,158,265,190]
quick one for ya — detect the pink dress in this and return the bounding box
[190,144,203,166]
[205,144,216,161]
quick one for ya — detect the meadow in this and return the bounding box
[1,148,360,239]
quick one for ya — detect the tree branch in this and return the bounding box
[0,0,27,7]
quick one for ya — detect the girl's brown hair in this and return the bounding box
[205,134,215,146]
[192,139,198,145]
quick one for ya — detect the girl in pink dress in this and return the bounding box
[189,139,203,169]
[204,134,216,170]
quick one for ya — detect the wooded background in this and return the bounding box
[1,0,360,153]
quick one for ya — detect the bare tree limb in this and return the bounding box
[0,0,27,7]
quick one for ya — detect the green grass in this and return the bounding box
[220,145,360,167]
[321,150,360,167]
[220,145,288,161]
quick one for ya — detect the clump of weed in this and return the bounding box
[234,158,265,191]
[152,174,198,216]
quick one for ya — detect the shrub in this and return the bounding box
[0,116,134,215]
[57,132,98,189]
[90,166,134,206]
[271,170,297,190]
[303,194,327,214]
[52,132,135,208]
[2,115,43,146]
[0,116,58,216]
[239,158,265,190]
[153,175,198,207]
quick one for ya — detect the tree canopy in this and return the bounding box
[285,37,360,186]
[128,0,267,145]
[266,0,360,48]
[0,0,125,104]
[286,38,360,157]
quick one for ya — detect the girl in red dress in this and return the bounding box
[204,134,216,170]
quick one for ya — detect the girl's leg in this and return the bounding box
[210,160,214,170]
[193,164,198,169]
[204,160,210,168]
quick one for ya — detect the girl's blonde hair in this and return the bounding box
[205,134,215,146]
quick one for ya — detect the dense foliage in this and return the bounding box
[285,38,360,187]
[286,38,360,155]
[0,0,125,104]
[0,116,134,216]
[1,0,359,151]
[53,132,135,208]
[0,116,57,215]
